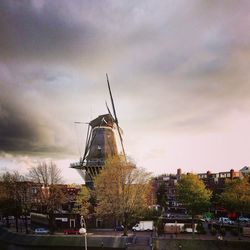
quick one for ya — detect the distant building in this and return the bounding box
[197,169,243,216]
[239,166,250,176]
[30,184,83,230]
[153,169,185,213]
[197,169,243,194]
[154,168,244,216]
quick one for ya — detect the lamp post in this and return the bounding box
[79,216,87,250]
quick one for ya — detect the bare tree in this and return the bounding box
[28,161,65,233]
[28,161,62,186]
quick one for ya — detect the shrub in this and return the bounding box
[197,222,206,234]
[219,227,226,236]
[208,222,219,230]
[155,219,164,235]
[210,227,217,236]
[231,228,239,236]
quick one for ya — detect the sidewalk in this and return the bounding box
[157,233,250,242]
[4,224,250,242]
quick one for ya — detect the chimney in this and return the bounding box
[177,168,182,176]
[207,171,211,178]
[230,169,234,179]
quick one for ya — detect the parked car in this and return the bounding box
[3,216,14,220]
[238,216,249,223]
[114,225,124,231]
[218,217,234,225]
[201,217,211,222]
[34,228,49,234]
[64,229,80,235]
[132,221,153,231]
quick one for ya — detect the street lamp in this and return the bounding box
[79,216,87,250]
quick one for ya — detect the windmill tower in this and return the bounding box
[71,74,126,187]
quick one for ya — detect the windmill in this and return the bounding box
[71,74,126,187]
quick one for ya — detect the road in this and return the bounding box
[126,231,152,250]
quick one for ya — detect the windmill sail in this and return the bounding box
[106,74,127,161]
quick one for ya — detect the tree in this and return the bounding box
[72,186,91,232]
[28,161,66,233]
[0,171,27,232]
[18,180,33,234]
[137,207,161,221]
[220,177,250,214]
[220,177,250,239]
[176,174,212,237]
[0,172,19,230]
[29,161,62,185]
[73,186,91,218]
[94,156,152,235]
[156,182,167,212]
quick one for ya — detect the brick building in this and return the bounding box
[154,168,245,216]
[153,169,185,214]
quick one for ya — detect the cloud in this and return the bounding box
[0,0,250,161]
[0,0,99,62]
[0,79,74,156]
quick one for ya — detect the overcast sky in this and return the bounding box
[0,0,250,183]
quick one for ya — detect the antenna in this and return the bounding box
[106,73,127,162]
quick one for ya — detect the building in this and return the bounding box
[153,169,184,214]
[154,168,244,217]
[197,169,243,194]
[197,169,243,217]
[239,166,250,176]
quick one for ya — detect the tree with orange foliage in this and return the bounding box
[94,156,152,235]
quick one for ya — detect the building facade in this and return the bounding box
[154,168,245,217]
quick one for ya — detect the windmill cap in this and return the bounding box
[90,114,115,128]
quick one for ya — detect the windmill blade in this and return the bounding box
[76,169,86,179]
[74,121,90,157]
[105,101,115,122]
[117,125,123,135]
[74,121,89,124]
[114,123,124,135]
[106,73,126,161]
[82,125,92,162]
[83,116,107,162]
[117,125,126,157]
[106,101,123,134]
[106,73,118,123]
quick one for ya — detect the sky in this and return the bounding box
[0,0,250,184]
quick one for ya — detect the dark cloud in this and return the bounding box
[0,0,100,62]
[0,81,73,156]
[0,0,250,158]
[0,90,38,153]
